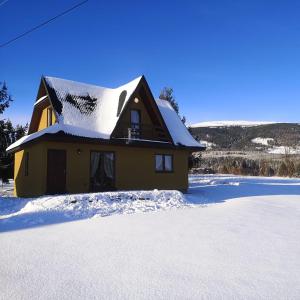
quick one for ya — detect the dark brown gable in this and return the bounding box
[111,77,173,143]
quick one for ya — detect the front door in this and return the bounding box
[47,149,66,194]
[90,152,115,192]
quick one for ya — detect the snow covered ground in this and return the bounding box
[251,137,274,146]
[267,145,300,154]
[1,175,300,299]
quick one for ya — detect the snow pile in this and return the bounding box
[0,190,187,230]
[251,137,274,145]
[191,120,277,128]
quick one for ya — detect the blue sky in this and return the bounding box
[1,0,300,125]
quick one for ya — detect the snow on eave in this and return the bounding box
[6,123,109,152]
[34,95,48,106]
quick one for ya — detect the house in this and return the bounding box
[7,75,205,197]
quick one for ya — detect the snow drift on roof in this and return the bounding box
[156,99,204,148]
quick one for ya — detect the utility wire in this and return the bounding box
[0,0,88,48]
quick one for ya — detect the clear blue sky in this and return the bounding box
[1,0,300,126]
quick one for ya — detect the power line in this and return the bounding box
[0,0,88,48]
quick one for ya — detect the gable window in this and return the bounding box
[130,109,141,138]
[47,107,53,126]
[25,152,29,176]
[155,154,173,172]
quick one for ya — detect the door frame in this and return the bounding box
[89,150,116,192]
[46,149,67,194]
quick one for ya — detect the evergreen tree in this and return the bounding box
[0,82,13,114]
[159,87,186,124]
[0,82,27,182]
[159,87,179,113]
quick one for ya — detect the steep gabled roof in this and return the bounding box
[44,75,142,139]
[7,75,205,152]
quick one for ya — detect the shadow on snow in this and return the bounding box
[1,175,300,233]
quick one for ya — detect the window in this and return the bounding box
[25,152,29,176]
[90,152,115,191]
[47,107,53,126]
[155,154,173,172]
[130,109,141,138]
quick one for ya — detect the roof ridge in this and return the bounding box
[44,75,144,91]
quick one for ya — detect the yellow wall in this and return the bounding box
[37,107,56,131]
[14,143,46,197]
[14,141,189,197]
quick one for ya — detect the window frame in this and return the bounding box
[47,107,53,127]
[25,152,29,176]
[130,109,141,138]
[155,154,174,173]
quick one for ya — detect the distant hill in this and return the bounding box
[190,120,278,128]
[190,122,300,153]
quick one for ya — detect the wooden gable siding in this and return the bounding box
[112,82,171,142]
[37,105,56,131]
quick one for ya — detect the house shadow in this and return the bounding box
[0,210,88,233]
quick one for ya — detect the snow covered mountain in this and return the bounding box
[190,120,278,128]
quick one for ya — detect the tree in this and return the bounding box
[295,163,300,177]
[0,82,27,183]
[159,87,186,124]
[0,82,13,114]
[286,160,295,177]
[159,87,178,113]
[278,161,288,177]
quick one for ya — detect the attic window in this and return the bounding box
[117,90,127,117]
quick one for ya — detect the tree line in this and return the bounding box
[0,82,27,183]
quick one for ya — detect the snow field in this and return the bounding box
[1,175,300,299]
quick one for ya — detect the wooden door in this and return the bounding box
[47,149,66,194]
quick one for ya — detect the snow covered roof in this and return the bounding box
[44,75,142,139]
[156,99,204,148]
[7,76,204,151]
